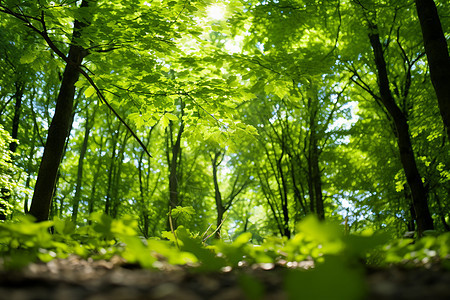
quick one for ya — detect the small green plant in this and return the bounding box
[1,213,449,300]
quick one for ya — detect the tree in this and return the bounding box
[414,0,450,141]
[1,0,447,238]
[71,102,95,223]
[0,0,94,221]
[0,0,209,221]
[165,101,185,230]
[347,1,435,235]
[209,149,250,239]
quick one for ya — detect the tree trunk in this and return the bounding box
[9,82,24,153]
[415,0,450,141]
[212,151,225,239]
[434,192,450,231]
[23,121,37,214]
[307,160,315,214]
[310,132,324,220]
[29,1,90,222]
[105,126,119,215]
[288,153,307,217]
[277,154,291,238]
[110,132,130,219]
[368,24,434,235]
[306,97,324,220]
[71,111,93,223]
[138,127,155,238]
[167,103,185,230]
[138,146,148,237]
[87,136,104,224]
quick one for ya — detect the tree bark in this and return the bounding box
[105,125,120,215]
[414,0,450,141]
[211,151,225,239]
[368,24,434,235]
[310,132,324,220]
[167,103,185,230]
[87,135,104,224]
[71,110,93,223]
[306,97,324,220]
[29,1,90,222]
[276,152,291,238]
[138,128,154,238]
[434,192,450,231]
[24,119,38,214]
[9,82,24,153]
[110,132,130,218]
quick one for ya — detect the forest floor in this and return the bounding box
[0,255,449,300]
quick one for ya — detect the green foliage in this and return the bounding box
[238,273,265,300]
[384,232,450,267]
[1,0,450,297]
[0,125,18,217]
[0,214,449,300]
[285,256,366,300]
[170,206,196,223]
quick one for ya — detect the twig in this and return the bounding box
[202,213,228,243]
[168,207,180,249]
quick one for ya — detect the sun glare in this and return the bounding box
[206,4,226,20]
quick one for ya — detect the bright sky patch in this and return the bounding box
[206,4,226,20]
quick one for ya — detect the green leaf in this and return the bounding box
[161,115,170,129]
[20,52,36,64]
[285,256,367,300]
[120,235,156,268]
[53,217,76,236]
[165,112,179,121]
[176,227,226,272]
[84,86,96,98]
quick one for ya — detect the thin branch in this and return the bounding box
[323,0,342,59]
[184,92,221,124]
[202,213,228,243]
[0,3,152,157]
[383,8,398,52]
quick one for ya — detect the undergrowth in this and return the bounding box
[0,214,449,299]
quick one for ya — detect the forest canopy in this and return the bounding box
[0,0,449,247]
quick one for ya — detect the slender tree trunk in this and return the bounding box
[110,132,130,218]
[211,151,225,239]
[9,82,24,153]
[288,153,307,217]
[258,151,285,237]
[368,24,434,235]
[276,153,290,238]
[29,1,90,221]
[105,127,119,215]
[434,192,450,231]
[71,111,93,223]
[306,97,324,219]
[307,160,315,214]
[310,132,324,220]
[87,136,104,224]
[138,144,149,238]
[138,128,155,238]
[415,0,450,141]
[403,184,415,232]
[408,203,416,232]
[23,121,37,214]
[167,104,185,230]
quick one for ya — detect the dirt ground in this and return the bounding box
[0,256,449,300]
